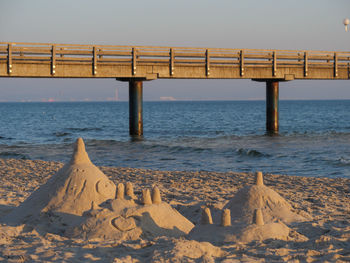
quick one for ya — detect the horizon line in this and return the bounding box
[1,98,350,103]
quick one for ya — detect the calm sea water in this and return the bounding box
[0,100,349,178]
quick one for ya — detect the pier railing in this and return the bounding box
[1,42,350,80]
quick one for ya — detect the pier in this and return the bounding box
[1,42,350,135]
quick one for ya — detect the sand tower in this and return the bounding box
[3,138,116,225]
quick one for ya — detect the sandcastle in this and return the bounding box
[189,171,309,243]
[3,138,116,228]
[224,171,307,225]
[2,138,194,240]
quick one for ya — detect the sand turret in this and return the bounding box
[253,209,264,226]
[255,171,264,186]
[151,186,162,204]
[201,207,213,225]
[69,137,92,165]
[221,209,231,227]
[125,182,136,199]
[116,183,125,200]
[142,189,152,205]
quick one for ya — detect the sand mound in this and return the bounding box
[189,172,309,243]
[69,186,195,240]
[224,171,308,224]
[3,138,116,227]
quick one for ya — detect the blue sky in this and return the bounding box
[0,0,349,101]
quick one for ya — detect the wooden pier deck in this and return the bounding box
[1,42,349,136]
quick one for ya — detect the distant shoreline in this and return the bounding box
[1,98,350,103]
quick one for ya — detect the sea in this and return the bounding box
[0,100,349,178]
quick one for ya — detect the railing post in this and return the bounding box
[7,44,12,75]
[304,51,308,77]
[334,52,338,78]
[51,45,56,75]
[240,50,245,76]
[129,79,143,136]
[93,46,97,75]
[266,80,279,134]
[273,51,277,77]
[170,48,174,76]
[132,48,137,75]
[206,49,210,76]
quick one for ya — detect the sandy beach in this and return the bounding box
[0,152,349,262]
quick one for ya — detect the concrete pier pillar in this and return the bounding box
[129,80,143,136]
[266,80,279,134]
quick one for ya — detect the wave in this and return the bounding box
[85,139,120,147]
[53,132,71,137]
[85,138,214,155]
[66,127,103,132]
[0,136,13,140]
[0,152,28,159]
[145,142,213,154]
[334,157,350,167]
[159,158,177,161]
[237,148,270,158]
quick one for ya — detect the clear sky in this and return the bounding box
[0,0,349,101]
